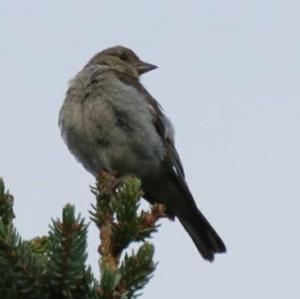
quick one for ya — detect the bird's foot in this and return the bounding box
[98,169,121,195]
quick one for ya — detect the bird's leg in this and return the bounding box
[98,169,121,195]
[98,170,140,195]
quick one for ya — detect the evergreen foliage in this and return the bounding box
[0,175,165,299]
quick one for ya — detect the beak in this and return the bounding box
[135,60,158,75]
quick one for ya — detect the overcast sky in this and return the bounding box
[1,1,300,298]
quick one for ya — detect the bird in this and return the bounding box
[59,46,226,261]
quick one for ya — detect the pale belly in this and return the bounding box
[60,101,165,177]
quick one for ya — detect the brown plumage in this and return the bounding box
[59,46,226,261]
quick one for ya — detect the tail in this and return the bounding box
[142,171,226,261]
[177,207,226,261]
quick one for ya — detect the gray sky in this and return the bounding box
[1,1,300,298]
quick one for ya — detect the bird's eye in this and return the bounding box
[119,53,128,61]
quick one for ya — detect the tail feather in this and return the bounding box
[178,208,226,261]
[142,172,226,261]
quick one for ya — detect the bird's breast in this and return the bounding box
[59,68,165,176]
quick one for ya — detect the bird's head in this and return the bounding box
[86,46,157,78]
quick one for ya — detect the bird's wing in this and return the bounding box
[113,71,185,180]
[143,95,186,180]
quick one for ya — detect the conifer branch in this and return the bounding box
[91,173,166,299]
[0,179,45,298]
[0,175,166,298]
